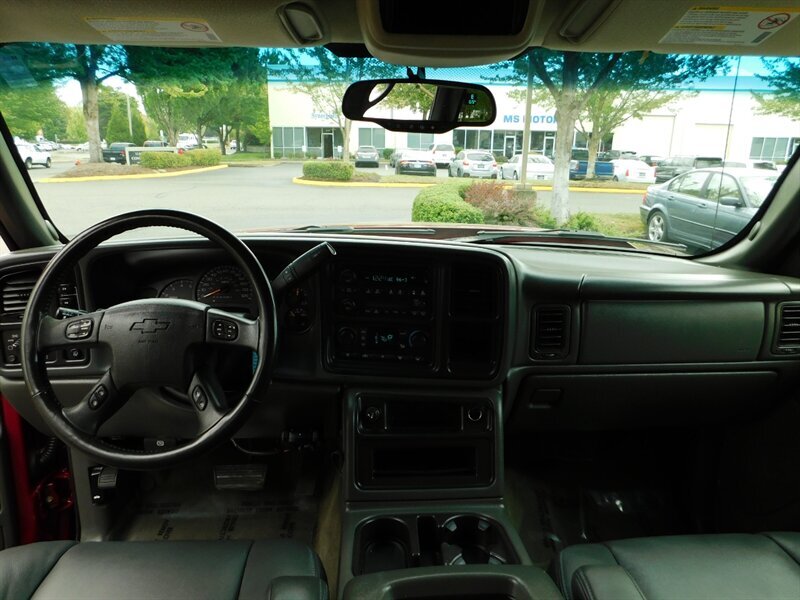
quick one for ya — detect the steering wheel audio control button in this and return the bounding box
[65,318,93,340]
[211,319,238,341]
[192,385,208,411]
[88,385,108,410]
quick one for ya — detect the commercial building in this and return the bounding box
[267,75,800,163]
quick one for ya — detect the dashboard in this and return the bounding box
[2,235,800,439]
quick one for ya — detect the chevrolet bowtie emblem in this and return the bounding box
[130,318,170,334]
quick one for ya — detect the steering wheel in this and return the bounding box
[20,210,276,470]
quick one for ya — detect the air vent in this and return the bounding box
[775,303,800,353]
[532,305,570,359]
[1,271,39,316]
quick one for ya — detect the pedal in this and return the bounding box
[213,464,267,491]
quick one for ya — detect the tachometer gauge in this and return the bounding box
[196,265,253,307]
[159,278,194,300]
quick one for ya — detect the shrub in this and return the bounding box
[493,152,508,163]
[464,181,540,227]
[412,185,484,224]
[302,161,354,181]
[140,151,191,169]
[382,148,394,160]
[566,211,600,232]
[187,149,221,166]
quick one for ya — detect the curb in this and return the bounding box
[39,164,229,183]
[292,177,646,194]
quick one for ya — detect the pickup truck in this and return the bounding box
[569,158,614,179]
[102,142,137,164]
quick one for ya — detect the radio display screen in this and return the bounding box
[386,401,461,432]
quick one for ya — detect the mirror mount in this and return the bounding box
[406,66,426,81]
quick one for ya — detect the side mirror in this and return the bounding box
[719,196,744,207]
[342,78,495,133]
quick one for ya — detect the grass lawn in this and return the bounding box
[590,213,647,238]
[221,151,275,163]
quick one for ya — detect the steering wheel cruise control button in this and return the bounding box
[211,319,238,341]
[192,385,208,411]
[88,385,108,410]
[65,318,93,340]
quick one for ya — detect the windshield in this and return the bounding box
[0,44,796,255]
[740,175,779,207]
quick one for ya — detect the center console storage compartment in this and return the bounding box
[354,514,519,576]
[349,392,500,498]
[343,565,562,600]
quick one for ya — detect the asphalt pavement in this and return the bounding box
[28,154,643,237]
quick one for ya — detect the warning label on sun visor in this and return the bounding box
[660,6,798,46]
[85,18,222,43]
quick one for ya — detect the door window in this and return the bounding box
[705,173,742,202]
[677,171,710,197]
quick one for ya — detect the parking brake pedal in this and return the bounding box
[213,464,267,491]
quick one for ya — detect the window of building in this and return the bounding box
[273,126,305,158]
[358,128,386,149]
[750,137,800,162]
[407,132,434,149]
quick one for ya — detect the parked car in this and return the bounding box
[143,140,169,148]
[354,145,380,167]
[722,159,778,170]
[499,153,554,180]
[177,133,201,150]
[638,154,665,167]
[655,156,723,182]
[395,150,436,176]
[641,167,778,250]
[610,158,656,183]
[15,141,51,168]
[102,142,136,164]
[388,148,407,168]
[428,143,455,168]
[449,150,497,178]
[569,158,614,179]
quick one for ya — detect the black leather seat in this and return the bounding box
[557,532,800,600]
[0,539,328,600]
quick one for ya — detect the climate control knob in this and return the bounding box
[336,327,357,347]
[408,330,429,349]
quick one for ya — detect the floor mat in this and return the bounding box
[114,455,319,546]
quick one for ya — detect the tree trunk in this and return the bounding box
[551,106,578,225]
[80,77,102,163]
[218,126,226,156]
[236,125,241,152]
[342,118,352,162]
[585,132,600,180]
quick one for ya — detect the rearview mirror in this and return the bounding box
[342,78,496,134]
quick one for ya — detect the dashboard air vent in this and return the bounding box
[1,271,39,315]
[776,303,800,352]
[532,305,570,359]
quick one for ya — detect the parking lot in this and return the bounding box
[27,154,644,237]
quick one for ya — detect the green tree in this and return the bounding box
[281,48,400,160]
[754,58,800,121]
[12,44,127,162]
[64,106,87,142]
[105,105,130,144]
[0,83,68,141]
[494,51,726,223]
[125,47,268,154]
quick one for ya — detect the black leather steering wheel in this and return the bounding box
[20,210,276,469]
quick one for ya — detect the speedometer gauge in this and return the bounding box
[196,265,253,307]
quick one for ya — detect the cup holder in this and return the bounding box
[440,515,509,566]
[354,518,412,575]
[354,514,517,575]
